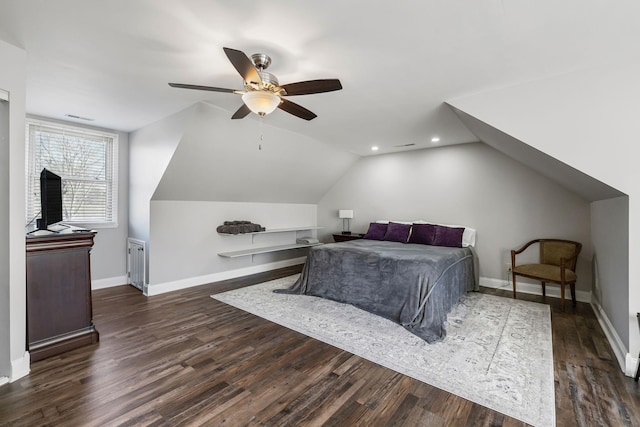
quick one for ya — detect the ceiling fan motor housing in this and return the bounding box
[251,53,271,70]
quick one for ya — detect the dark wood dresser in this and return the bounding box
[26,230,99,361]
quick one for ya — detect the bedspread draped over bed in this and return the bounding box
[275,239,479,343]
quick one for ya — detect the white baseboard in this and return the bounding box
[145,257,306,296]
[92,275,128,290]
[0,376,8,387]
[626,353,638,378]
[10,351,30,382]
[590,296,631,375]
[479,277,591,303]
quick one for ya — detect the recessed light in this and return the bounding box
[371,146,379,151]
[431,137,440,143]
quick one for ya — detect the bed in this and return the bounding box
[276,222,478,343]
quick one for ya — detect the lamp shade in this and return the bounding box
[242,91,281,116]
[338,209,354,219]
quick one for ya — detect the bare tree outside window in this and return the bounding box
[26,120,118,227]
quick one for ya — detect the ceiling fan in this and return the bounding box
[169,47,342,121]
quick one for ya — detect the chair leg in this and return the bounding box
[560,283,565,308]
[512,272,517,299]
[635,353,640,382]
[541,282,546,296]
[570,283,577,307]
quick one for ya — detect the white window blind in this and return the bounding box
[26,119,118,227]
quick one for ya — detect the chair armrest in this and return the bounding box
[513,239,541,255]
[512,239,541,267]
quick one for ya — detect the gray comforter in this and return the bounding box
[275,239,478,343]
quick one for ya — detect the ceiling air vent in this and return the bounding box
[64,114,95,121]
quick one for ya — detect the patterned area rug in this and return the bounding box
[212,275,555,427]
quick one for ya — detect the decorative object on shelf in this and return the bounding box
[217,220,265,234]
[339,209,354,235]
[217,226,323,258]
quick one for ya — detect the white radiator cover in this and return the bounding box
[127,238,146,291]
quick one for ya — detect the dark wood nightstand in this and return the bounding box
[332,233,365,242]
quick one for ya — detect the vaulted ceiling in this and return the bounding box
[1,1,637,158]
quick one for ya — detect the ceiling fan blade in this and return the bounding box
[279,79,342,96]
[278,98,317,121]
[231,103,251,119]
[223,47,262,85]
[168,83,240,94]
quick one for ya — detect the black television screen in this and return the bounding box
[39,168,63,230]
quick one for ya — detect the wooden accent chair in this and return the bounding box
[511,239,582,307]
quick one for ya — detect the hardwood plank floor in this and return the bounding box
[1,266,638,426]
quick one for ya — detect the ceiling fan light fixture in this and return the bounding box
[242,91,280,116]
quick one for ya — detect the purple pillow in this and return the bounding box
[408,223,437,245]
[383,222,411,243]
[433,225,465,247]
[363,222,388,240]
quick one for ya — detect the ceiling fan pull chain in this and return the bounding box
[258,117,264,150]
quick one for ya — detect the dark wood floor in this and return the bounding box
[1,266,639,426]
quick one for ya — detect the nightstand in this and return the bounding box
[333,233,365,242]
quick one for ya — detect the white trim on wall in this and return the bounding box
[479,277,592,303]
[591,295,632,375]
[0,89,8,101]
[10,351,30,382]
[145,257,306,296]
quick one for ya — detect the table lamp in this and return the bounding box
[338,210,354,235]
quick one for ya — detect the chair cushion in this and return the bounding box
[512,263,577,283]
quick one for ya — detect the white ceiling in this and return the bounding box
[0,1,636,156]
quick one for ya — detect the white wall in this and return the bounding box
[148,201,316,295]
[128,104,196,283]
[0,40,28,382]
[153,102,359,203]
[318,142,592,293]
[129,104,195,244]
[131,102,358,293]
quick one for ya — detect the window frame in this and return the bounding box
[25,118,119,229]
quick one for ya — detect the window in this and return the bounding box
[26,119,118,227]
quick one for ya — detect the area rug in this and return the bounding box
[212,275,555,427]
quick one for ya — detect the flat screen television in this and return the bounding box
[38,168,63,230]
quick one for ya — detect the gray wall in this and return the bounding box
[28,115,130,285]
[318,142,592,291]
[591,196,629,348]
